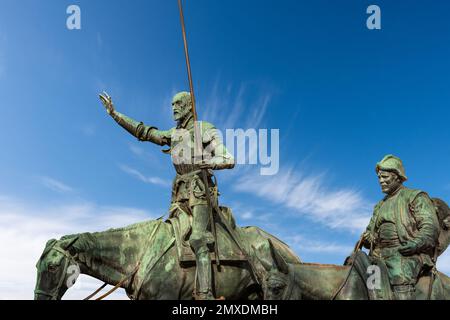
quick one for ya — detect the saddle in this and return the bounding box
[345,251,393,300]
[345,251,448,300]
[167,204,247,265]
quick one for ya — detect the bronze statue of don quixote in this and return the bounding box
[34,1,450,300]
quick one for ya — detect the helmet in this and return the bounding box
[375,154,407,182]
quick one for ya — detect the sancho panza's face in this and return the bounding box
[377,170,402,195]
[171,93,191,122]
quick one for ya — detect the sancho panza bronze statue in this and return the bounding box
[99,91,234,300]
[362,155,440,300]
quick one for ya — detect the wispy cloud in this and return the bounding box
[81,124,96,136]
[119,164,171,187]
[229,202,273,224]
[0,195,155,299]
[201,80,272,130]
[234,168,372,232]
[129,144,145,156]
[286,234,353,256]
[40,176,74,194]
[199,79,275,180]
[240,210,254,220]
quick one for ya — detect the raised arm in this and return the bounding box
[99,92,171,146]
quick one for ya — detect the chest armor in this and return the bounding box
[170,127,203,175]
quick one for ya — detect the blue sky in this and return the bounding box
[1,0,450,299]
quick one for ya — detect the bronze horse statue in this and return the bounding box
[259,239,450,300]
[34,216,300,300]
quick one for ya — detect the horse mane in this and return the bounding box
[60,218,164,267]
[51,218,168,288]
[61,219,160,241]
[300,262,347,270]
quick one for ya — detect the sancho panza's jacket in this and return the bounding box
[365,187,439,268]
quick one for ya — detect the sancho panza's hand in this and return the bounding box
[99,91,115,116]
[362,231,375,249]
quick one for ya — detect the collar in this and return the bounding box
[385,184,404,200]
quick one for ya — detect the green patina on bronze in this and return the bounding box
[260,241,450,300]
[34,92,450,302]
[34,213,300,300]
[261,155,450,300]
[96,91,239,299]
[34,91,301,300]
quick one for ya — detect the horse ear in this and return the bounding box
[45,239,57,249]
[39,239,57,261]
[268,239,289,274]
[62,236,79,250]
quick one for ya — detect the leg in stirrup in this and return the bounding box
[189,204,215,300]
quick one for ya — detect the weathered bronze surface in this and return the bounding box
[261,155,450,300]
[34,91,302,300]
[34,216,300,300]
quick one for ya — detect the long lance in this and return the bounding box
[177,0,221,270]
[176,1,262,287]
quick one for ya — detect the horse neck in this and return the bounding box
[295,263,351,300]
[71,220,160,286]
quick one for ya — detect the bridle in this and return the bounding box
[34,241,139,301]
[264,264,296,300]
[281,264,296,300]
[35,219,167,300]
[34,244,75,300]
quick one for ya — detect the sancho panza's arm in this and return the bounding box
[362,203,381,249]
[99,92,171,146]
[201,121,234,170]
[410,193,439,252]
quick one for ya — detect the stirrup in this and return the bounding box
[194,291,215,300]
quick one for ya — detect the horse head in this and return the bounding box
[255,239,301,300]
[34,237,80,300]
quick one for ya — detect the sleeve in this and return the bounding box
[362,204,380,249]
[201,122,235,170]
[111,111,171,146]
[141,126,172,146]
[410,193,439,252]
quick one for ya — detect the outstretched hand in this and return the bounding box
[99,91,115,115]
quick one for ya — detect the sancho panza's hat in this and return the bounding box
[375,154,407,182]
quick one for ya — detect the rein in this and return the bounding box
[86,264,141,300]
[330,234,364,300]
[281,265,296,300]
[83,220,163,300]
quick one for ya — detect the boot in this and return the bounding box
[393,285,415,300]
[194,247,215,300]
